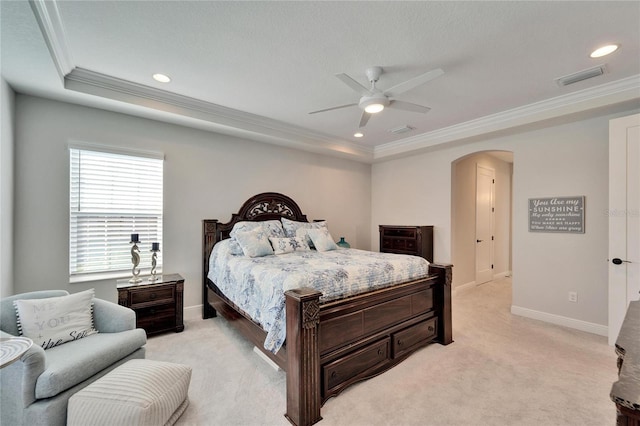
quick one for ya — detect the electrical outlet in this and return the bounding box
[568,291,578,303]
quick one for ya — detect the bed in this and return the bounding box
[202,192,452,426]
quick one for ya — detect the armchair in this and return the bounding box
[0,290,147,426]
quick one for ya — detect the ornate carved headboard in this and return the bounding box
[202,192,310,302]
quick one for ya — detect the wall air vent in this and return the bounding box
[555,65,606,87]
[388,125,416,135]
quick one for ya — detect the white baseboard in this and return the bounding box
[510,305,608,337]
[453,281,476,295]
[494,270,512,279]
[184,304,202,321]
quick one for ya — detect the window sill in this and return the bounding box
[70,270,160,285]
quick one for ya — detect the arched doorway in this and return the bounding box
[451,151,513,292]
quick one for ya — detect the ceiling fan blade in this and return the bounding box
[335,73,371,96]
[359,111,371,128]
[308,103,357,114]
[384,68,444,98]
[389,100,431,114]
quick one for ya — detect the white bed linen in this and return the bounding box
[208,239,430,353]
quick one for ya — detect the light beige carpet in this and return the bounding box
[145,278,617,425]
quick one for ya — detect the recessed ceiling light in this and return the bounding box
[354,132,364,138]
[590,44,619,58]
[152,73,171,83]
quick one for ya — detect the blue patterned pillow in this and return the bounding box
[229,220,286,255]
[281,218,327,238]
[269,236,310,255]
[234,229,274,257]
[307,228,338,252]
[282,218,328,248]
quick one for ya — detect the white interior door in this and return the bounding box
[476,165,495,285]
[608,113,640,345]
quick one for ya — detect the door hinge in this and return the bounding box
[492,236,494,241]
[492,207,494,212]
[491,264,494,269]
[492,179,495,184]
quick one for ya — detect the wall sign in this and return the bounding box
[528,196,585,233]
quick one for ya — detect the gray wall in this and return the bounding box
[13,95,372,308]
[0,78,14,298]
[372,108,638,333]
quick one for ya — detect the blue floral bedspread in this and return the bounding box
[208,239,430,353]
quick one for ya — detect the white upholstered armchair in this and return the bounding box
[0,290,147,426]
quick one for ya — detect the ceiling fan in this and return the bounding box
[309,66,444,128]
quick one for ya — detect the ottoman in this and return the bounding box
[67,359,191,426]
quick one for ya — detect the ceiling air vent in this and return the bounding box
[388,125,416,135]
[555,65,606,87]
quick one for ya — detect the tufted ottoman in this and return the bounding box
[67,359,191,426]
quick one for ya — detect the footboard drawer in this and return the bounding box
[323,338,390,396]
[392,316,438,359]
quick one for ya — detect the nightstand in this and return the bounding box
[379,225,434,262]
[117,273,184,336]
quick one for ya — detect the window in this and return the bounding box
[70,147,163,279]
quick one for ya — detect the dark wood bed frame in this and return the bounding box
[202,192,452,426]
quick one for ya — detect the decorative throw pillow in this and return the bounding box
[269,236,311,255]
[234,228,274,257]
[281,218,327,238]
[14,289,98,350]
[282,219,328,248]
[307,228,339,252]
[229,220,286,255]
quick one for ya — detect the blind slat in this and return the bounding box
[70,148,163,276]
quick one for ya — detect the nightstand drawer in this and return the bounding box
[129,287,174,308]
[137,314,176,334]
[382,238,417,252]
[135,303,175,320]
[382,228,417,239]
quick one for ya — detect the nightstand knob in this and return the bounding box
[428,325,435,333]
[150,293,157,300]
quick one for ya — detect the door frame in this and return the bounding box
[608,113,640,345]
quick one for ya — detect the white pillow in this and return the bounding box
[234,228,274,257]
[229,220,286,255]
[14,289,98,350]
[307,228,338,252]
[269,236,311,255]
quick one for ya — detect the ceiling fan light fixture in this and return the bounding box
[364,103,384,114]
[359,94,389,114]
[353,132,364,138]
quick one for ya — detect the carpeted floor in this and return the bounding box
[145,278,618,425]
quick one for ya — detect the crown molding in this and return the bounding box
[64,67,372,160]
[28,0,374,163]
[29,0,74,79]
[28,0,640,164]
[374,74,640,160]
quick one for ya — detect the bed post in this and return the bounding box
[429,263,453,345]
[203,220,219,319]
[284,288,323,426]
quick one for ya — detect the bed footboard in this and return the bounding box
[284,263,453,426]
[285,288,323,426]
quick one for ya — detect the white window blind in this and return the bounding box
[70,148,163,277]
